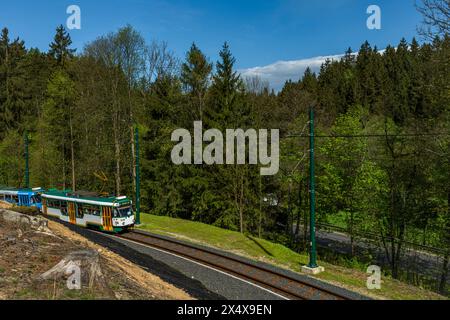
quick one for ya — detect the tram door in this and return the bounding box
[102,206,113,232]
[42,199,47,215]
[68,202,76,224]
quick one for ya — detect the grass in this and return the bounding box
[138,213,447,300]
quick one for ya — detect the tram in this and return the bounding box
[0,187,134,233]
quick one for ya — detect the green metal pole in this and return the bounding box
[134,126,141,225]
[24,131,29,189]
[308,107,318,268]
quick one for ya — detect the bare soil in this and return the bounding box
[0,206,192,300]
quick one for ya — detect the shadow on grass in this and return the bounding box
[246,235,273,257]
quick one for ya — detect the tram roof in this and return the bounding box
[0,187,41,195]
[41,189,131,207]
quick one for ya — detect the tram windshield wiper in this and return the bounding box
[113,207,132,218]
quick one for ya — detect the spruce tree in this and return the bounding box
[206,42,257,234]
[0,28,11,134]
[0,27,27,135]
[209,42,245,127]
[181,43,212,121]
[49,25,76,67]
[343,47,355,65]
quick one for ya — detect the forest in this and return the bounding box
[0,5,449,295]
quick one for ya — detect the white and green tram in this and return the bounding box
[41,189,135,233]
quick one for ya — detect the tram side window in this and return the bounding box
[19,195,28,206]
[60,201,68,216]
[81,204,100,216]
[12,195,18,204]
[18,195,23,206]
[76,204,84,219]
[31,195,41,204]
[92,205,100,216]
[47,199,61,209]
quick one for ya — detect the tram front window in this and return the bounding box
[113,207,132,218]
[31,195,41,204]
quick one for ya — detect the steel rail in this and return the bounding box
[117,229,357,300]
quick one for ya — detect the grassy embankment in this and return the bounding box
[137,213,447,300]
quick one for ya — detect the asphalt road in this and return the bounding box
[294,224,448,285]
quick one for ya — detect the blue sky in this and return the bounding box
[1,0,423,90]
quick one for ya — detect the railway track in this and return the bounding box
[117,229,363,300]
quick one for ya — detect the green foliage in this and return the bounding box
[37,69,76,188]
[181,43,212,122]
[0,28,28,136]
[0,23,448,293]
[0,130,23,186]
[48,25,76,66]
[208,42,247,128]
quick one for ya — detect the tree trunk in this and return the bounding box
[111,74,121,196]
[114,133,121,196]
[69,110,76,192]
[287,183,291,237]
[303,183,309,250]
[129,84,137,209]
[259,175,262,238]
[131,126,136,202]
[239,169,244,234]
[113,111,121,196]
[350,211,355,256]
[439,253,449,294]
[422,220,428,246]
[38,106,46,187]
[62,143,66,190]
[295,182,302,237]
[390,167,398,278]
[439,190,450,294]
[393,228,405,279]
[16,141,23,188]
[198,91,203,121]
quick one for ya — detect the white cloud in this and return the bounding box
[239,48,388,92]
[239,53,345,92]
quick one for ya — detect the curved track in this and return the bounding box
[118,229,359,300]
